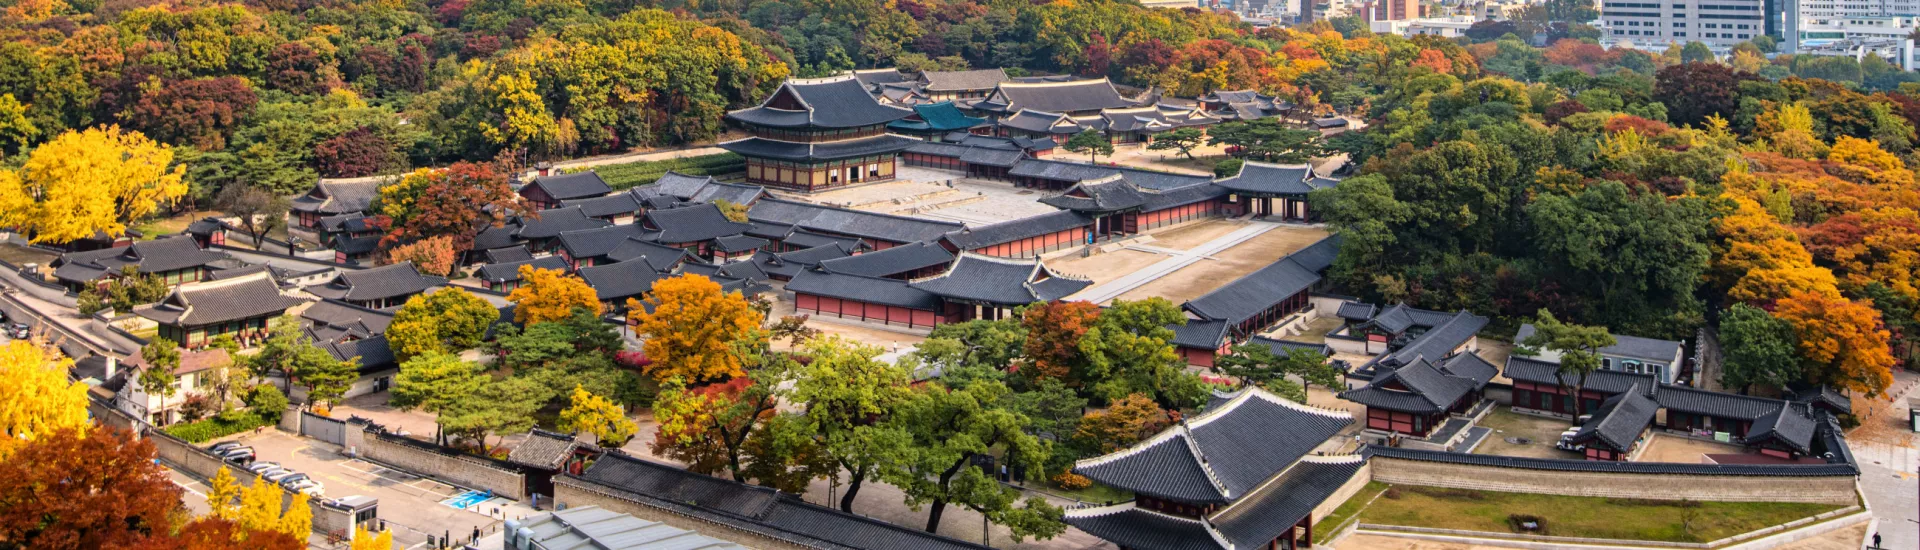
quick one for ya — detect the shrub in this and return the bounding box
[1506,514,1548,535]
[245,385,288,421]
[164,411,273,443]
[1052,472,1092,491]
[1382,487,1403,500]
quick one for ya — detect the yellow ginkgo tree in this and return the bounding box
[0,125,188,245]
[0,339,89,456]
[558,385,638,447]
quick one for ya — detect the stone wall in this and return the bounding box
[554,477,817,550]
[1310,462,1373,523]
[359,431,527,500]
[1370,456,1856,505]
[121,404,362,537]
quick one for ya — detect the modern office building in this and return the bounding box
[1602,0,1773,47]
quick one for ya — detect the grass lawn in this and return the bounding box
[132,212,212,239]
[0,243,55,266]
[1313,481,1389,544]
[1359,485,1842,543]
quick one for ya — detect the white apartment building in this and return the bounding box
[1371,16,1480,37]
[1602,0,1774,47]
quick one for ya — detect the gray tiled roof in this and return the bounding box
[689,181,769,206]
[908,254,1090,306]
[1006,159,1212,190]
[52,236,227,283]
[1244,336,1332,357]
[485,246,533,264]
[291,180,379,214]
[1367,445,1858,476]
[1183,256,1321,326]
[1063,505,1225,550]
[782,230,864,251]
[557,225,653,260]
[1515,324,1684,362]
[137,272,307,327]
[303,262,439,302]
[1039,175,1150,212]
[474,256,572,283]
[1074,387,1352,503]
[919,68,1010,91]
[560,193,642,219]
[818,241,954,278]
[639,172,716,200]
[957,146,1026,167]
[1141,183,1229,212]
[517,207,613,240]
[748,198,963,244]
[1211,456,1368,549]
[333,235,380,255]
[1340,359,1477,414]
[718,135,920,162]
[1213,162,1335,196]
[725,78,914,129]
[322,334,396,373]
[785,268,941,310]
[606,239,693,272]
[640,203,753,243]
[981,79,1139,113]
[300,299,395,336]
[750,244,854,279]
[1568,384,1658,452]
[471,222,525,251]
[1336,301,1376,321]
[1746,403,1815,454]
[1654,385,1783,421]
[318,212,374,233]
[1504,356,1658,396]
[1790,386,1852,415]
[1379,310,1489,369]
[712,234,770,253]
[1169,318,1232,349]
[941,210,1091,250]
[526,171,613,201]
[579,259,667,303]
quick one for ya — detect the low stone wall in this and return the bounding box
[554,477,816,550]
[1369,451,1857,505]
[1311,462,1374,523]
[359,431,527,500]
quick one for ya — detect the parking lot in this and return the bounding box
[204,429,526,547]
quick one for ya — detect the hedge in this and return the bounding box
[163,411,276,443]
[589,152,746,189]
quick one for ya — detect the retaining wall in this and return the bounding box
[554,477,817,550]
[360,431,527,500]
[1369,455,1857,505]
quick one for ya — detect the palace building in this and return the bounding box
[721,77,922,192]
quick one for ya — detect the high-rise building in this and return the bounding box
[1365,0,1424,20]
[1601,0,1769,47]
[1784,0,1920,52]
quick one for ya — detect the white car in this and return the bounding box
[262,469,299,483]
[246,462,281,474]
[286,479,324,496]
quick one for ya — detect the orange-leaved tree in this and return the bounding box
[628,273,762,382]
[385,236,459,277]
[1020,300,1100,388]
[1073,393,1167,453]
[1774,291,1897,396]
[506,265,601,324]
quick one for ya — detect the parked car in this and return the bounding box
[278,474,312,489]
[208,441,245,453]
[296,483,326,498]
[262,469,299,483]
[252,467,288,479]
[245,461,281,473]
[1554,427,1585,452]
[221,448,255,463]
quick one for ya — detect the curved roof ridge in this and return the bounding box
[1190,386,1352,431]
[1072,421,1192,469]
[998,77,1115,89]
[1299,453,1367,464]
[1174,422,1234,499]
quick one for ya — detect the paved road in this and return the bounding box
[1069,220,1279,304]
[1851,369,1920,550]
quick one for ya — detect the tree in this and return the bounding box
[0,125,188,245]
[131,517,303,550]
[205,467,241,520]
[651,376,783,483]
[1774,292,1896,396]
[507,266,602,324]
[1654,63,1752,127]
[1214,343,1338,402]
[1518,309,1617,421]
[314,127,396,178]
[558,385,638,447]
[277,492,311,540]
[289,344,357,409]
[1680,41,1715,64]
[1206,118,1327,163]
[629,274,762,382]
[441,377,550,450]
[1718,304,1802,394]
[385,236,459,277]
[122,77,259,151]
[1081,298,1206,409]
[387,287,499,362]
[1064,129,1113,163]
[1146,128,1205,160]
[1019,301,1099,389]
[766,315,820,346]
[0,428,181,548]
[879,380,1064,539]
[0,341,88,452]
[236,473,303,539]
[713,199,750,223]
[1073,393,1167,453]
[349,526,394,550]
[789,336,912,513]
[214,185,290,248]
[245,385,289,421]
[914,319,1027,380]
[390,351,489,445]
[137,339,182,401]
[372,162,519,250]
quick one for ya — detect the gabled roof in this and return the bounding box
[724,77,914,129]
[474,256,572,283]
[637,172,715,200]
[998,109,1083,134]
[303,262,440,303]
[1747,402,1817,454]
[471,222,525,251]
[136,271,307,327]
[560,193,643,219]
[1169,318,1232,350]
[851,67,912,87]
[484,245,533,265]
[786,268,941,310]
[688,182,769,207]
[525,171,613,201]
[1336,301,1376,321]
[516,207,613,240]
[1568,384,1659,452]
[712,234,769,254]
[781,229,864,251]
[978,79,1142,113]
[321,334,396,373]
[318,212,374,233]
[1340,359,1478,414]
[1377,310,1489,369]
[291,180,379,214]
[508,430,583,470]
[1074,387,1352,504]
[818,240,954,278]
[908,254,1091,306]
[579,259,668,303]
[1064,503,1226,550]
[1654,385,1784,421]
[676,260,768,285]
[1039,174,1151,212]
[1006,159,1211,190]
[1209,455,1368,549]
[717,135,921,162]
[1183,238,1333,326]
[750,243,854,279]
[919,68,1010,91]
[333,234,380,255]
[606,238,694,273]
[640,203,753,243]
[1504,356,1658,396]
[941,210,1092,250]
[1515,324,1684,363]
[1213,162,1336,196]
[300,299,395,337]
[557,224,653,260]
[1358,303,1468,336]
[747,198,963,244]
[1790,385,1852,415]
[51,236,227,283]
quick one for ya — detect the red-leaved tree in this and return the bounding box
[0,428,181,549]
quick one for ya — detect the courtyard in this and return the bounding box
[789,168,1059,226]
[1470,407,1584,459]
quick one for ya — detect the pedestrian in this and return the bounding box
[1873,532,1881,549]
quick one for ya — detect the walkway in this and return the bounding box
[1069,220,1279,304]
[1849,368,1920,550]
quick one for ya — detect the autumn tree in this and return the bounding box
[879,380,1064,539]
[559,385,638,447]
[0,125,188,245]
[214,185,289,248]
[651,376,784,482]
[629,274,762,382]
[122,76,259,150]
[1654,63,1753,127]
[1775,292,1897,396]
[440,377,550,451]
[387,287,500,362]
[205,467,241,519]
[349,527,395,550]
[0,428,181,548]
[291,343,358,409]
[507,266,602,324]
[315,127,397,178]
[1019,301,1099,389]
[1073,393,1167,453]
[372,162,519,249]
[385,236,459,277]
[131,517,303,550]
[788,336,912,513]
[1518,309,1617,421]
[1081,298,1207,409]
[1719,303,1802,394]
[0,340,89,452]
[1064,129,1113,163]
